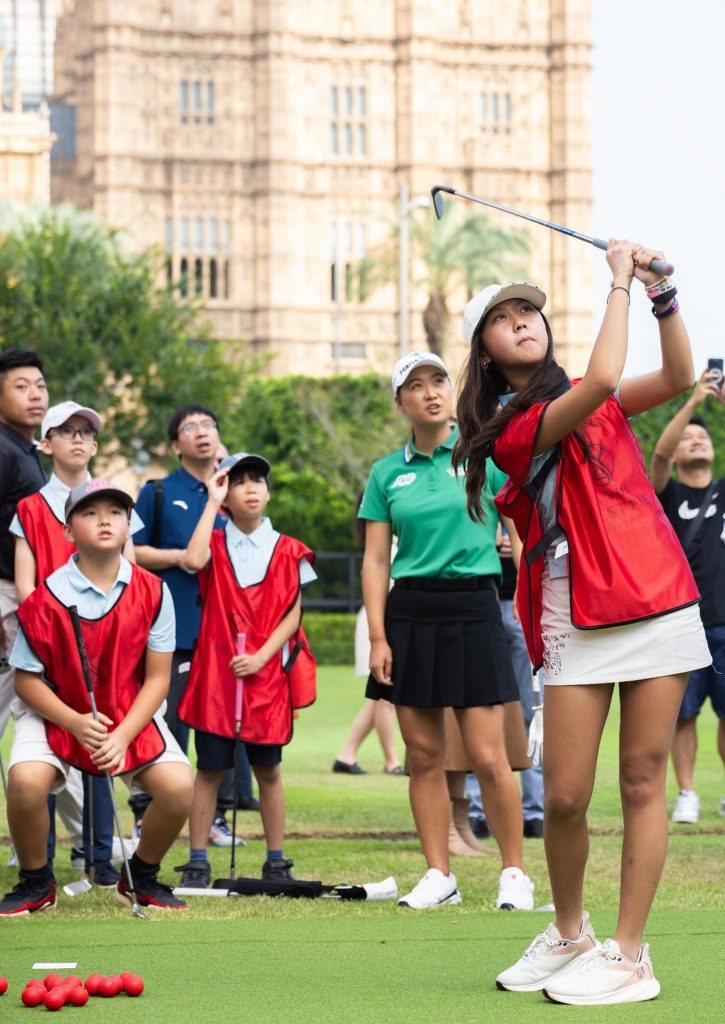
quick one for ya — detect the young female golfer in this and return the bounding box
[360,351,534,911]
[454,241,710,1004]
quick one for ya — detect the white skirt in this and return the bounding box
[540,571,711,686]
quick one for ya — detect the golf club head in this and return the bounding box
[63,878,93,897]
[131,901,149,920]
[431,185,454,219]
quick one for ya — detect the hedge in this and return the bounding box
[302,612,356,666]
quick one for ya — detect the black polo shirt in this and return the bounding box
[0,422,47,581]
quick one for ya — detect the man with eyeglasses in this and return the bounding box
[132,405,245,846]
[0,349,49,744]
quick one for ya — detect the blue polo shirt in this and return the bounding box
[134,466,226,648]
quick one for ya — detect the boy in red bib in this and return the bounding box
[0,480,192,915]
[177,453,316,887]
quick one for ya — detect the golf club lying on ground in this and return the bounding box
[69,605,148,919]
[175,876,399,901]
[431,184,674,276]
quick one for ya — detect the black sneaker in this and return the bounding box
[332,759,366,775]
[470,817,490,839]
[116,873,188,910]
[236,795,261,811]
[262,857,295,881]
[0,873,57,916]
[89,860,121,888]
[174,860,211,888]
[523,817,544,839]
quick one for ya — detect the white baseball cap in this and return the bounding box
[462,283,547,346]
[391,351,449,395]
[42,401,103,438]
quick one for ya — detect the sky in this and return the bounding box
[591,1,725,376]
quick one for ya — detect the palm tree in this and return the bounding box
[360,204,529,355]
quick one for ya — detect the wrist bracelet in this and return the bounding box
[646,276,673,299]
[652,286,678,306]
[652,299,680,319]
[607,285,630,304]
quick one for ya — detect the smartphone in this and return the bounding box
[707,358,724,391]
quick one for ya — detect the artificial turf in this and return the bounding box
[1,666,723,1021]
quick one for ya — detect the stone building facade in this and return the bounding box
[51,0,593,376]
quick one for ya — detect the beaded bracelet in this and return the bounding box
[607,286,630,304]
[652,299,680,319]
[652,286,678,306]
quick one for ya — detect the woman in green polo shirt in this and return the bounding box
[359,351,534,911]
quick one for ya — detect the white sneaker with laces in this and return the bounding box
[496,912,600,992]
[208,816,246,848]
[397,868,461,909]
[543,938,660,1005]
[496,866,534,910]
[671,789,699,823]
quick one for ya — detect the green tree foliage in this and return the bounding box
[222,375,405,550]
[360,204,529,354]
[631,389,725,479]
[0,205,243,461]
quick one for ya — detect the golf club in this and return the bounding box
[0,748,19,867]
[431,184,674,276]
[68,606,148,919]
[229,632,246,883]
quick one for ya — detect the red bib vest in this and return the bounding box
[16,566,166,774]
[493,388,699,670]
[178,530,316,745]
[16,491,75,585]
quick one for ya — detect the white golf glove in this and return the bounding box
[527,671,543,767]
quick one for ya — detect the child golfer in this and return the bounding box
[0,480,192,915]
[454,243,710,1004]
[11,402,144,887]
[177,453,316,888]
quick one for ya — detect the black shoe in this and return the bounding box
[470,817,490,838]
[332,759,366,775]
[89,860,121,888]
[174,860,211,889]
[235,795,261,811]
[524,817,544,839]
[0,872,57,916]
[116,873,188,910]
[262,857,295,881]
[70,846,85,872]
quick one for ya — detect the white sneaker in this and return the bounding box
[397,868,461,909]
[496,866,534,910]
[496,912,600,992]
[208,816,245,848]
[671,790,699,823]
[543,938,660,1005]
[111,835,140,864]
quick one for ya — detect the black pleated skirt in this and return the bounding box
[365,581,519,708]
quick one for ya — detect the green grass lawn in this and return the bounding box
[0,666,723,1021]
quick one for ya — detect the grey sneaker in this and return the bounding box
[174,860,211,889]
[262,857,294,881]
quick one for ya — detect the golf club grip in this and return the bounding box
[69,605,94,698]
[592,238,674,276]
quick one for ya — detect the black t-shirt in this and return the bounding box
[657,477,725,627]
[0,423,47,581]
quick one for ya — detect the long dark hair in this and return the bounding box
[452,311,570,521]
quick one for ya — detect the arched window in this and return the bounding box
[209,258,218,298]
[180,257,188,296]
[194,258,203,296]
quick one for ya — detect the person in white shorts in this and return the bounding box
[0,479,192,916]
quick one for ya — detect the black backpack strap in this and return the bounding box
[151,479,165,549]
[682,480,716,555]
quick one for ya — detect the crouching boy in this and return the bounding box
[177,453,316,887]
[0,480,193,915]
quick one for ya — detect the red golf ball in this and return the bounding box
[122,974,144,997]
[62,975,83,989]
[0,976,7,995]
[44,974,64,991]
[98,975,122,998]
[21,987,45,1007]
[84,974,104,996]
[43,988,67,1011]
[68,986,90,1007]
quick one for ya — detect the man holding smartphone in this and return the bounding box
[651,368,725,824]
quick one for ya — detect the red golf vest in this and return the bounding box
[15,491,75,585]
[178,530,316,745]
[16,566,166,774]
[493,388,699,670]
